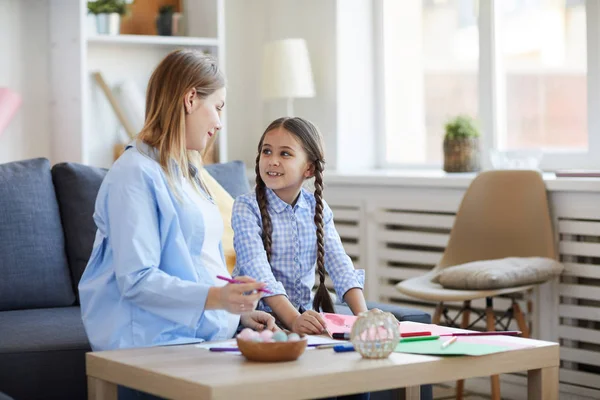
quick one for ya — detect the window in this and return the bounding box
[379,0,591,170]
[499,0,587,152]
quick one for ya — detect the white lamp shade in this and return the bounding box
[262,38,316,100]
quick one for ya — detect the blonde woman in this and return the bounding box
[79,50,275,358]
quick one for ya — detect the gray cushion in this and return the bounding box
[0,307,89,400]
[204,160,251,198]
[52,163,108,296]
[0,158,74,310]
[0,306,89,352]
[433,257,564,290]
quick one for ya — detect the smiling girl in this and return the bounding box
[232,117,368,336]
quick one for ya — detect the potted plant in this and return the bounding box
[443,115,481,173]
[87,0,127,35]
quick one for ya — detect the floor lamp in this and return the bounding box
[0,88,22,137]
[262,38,315,117]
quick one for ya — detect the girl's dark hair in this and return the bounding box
[255,117,334,313]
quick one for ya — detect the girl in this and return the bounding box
[232,117,368,335]
[78,49,276,358]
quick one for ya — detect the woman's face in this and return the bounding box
[185,87,226,152]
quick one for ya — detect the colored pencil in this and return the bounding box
[439,331,522,337]
[216,275,273,294]
[400,331,431,338]
[400,335,440,343]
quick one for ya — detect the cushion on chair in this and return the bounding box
[432,257,564,290]
[0,158,75,311]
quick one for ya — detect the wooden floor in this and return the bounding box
[433,384,490,400]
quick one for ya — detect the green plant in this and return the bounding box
[87,0,127,15]
[444,115,480,140]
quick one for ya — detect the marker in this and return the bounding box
[441,336,457,349]
[216,275,273,294]
[401,331,431,338]
[332,332,351,340]
[400,335,440,343]
[333,343,355,353]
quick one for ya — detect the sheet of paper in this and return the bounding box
[395,340,512,356]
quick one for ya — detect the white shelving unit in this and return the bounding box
[87,34,220,47]
[49,0,226,168]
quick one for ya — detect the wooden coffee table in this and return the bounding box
[86,334,559,400]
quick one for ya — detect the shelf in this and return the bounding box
[87,34,219,47]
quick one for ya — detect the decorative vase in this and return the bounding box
[96,13,121,35]
[350,309,400,359]
[443,137,481,173]
[156,12,173,36]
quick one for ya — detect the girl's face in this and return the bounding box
[259,127,314,205]
[184,87,226,152]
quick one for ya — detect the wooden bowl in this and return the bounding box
[236,337,308,362]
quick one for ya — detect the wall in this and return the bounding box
[224,0,339,170]
[0,0,50,164]
[0,0,368,171]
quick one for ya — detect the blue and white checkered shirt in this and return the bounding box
[232,187,365,312]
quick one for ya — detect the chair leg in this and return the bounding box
[456,300,471,400]
[432,303,443,325]
[513,301,530,338]
[486,298,501,400]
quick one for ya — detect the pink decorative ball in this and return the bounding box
[259,330,274,341]
[237,328,257,341]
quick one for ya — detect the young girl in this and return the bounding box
[232,117,368,335]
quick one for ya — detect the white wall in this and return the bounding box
[225,0,376,171]
[224,0,267,169]
[0,0,372,171]
[0,0,50,164]
[225,0,339,170]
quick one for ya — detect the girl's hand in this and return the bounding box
[218,276,264,314]
[292,310,327,334]
[240,311,279,332]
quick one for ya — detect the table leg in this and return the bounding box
[88,376,118,400]
[404,386,420,400]
[528,366,558,400]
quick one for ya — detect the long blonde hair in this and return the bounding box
[137,49,225,196]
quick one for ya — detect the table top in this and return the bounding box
[86,326,560,400]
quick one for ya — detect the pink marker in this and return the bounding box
[216,275,273,294]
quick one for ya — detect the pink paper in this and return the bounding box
[322,313,358,336]
[0,88,22,136]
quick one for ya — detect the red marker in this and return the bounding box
[216,275,274,294]
[400,331,431,338]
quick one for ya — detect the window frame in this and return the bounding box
[375,0,600,171]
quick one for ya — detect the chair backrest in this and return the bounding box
[438,170,556,270]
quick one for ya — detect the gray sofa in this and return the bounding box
[0,157,431,400]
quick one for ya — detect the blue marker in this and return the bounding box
[333,343,355,353]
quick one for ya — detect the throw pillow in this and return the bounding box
[200,168,236,274]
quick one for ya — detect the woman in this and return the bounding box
[79,49,276,357]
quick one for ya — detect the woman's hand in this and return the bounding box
[240,311,278,332]
[208,276,265,314]
[292,310,327,334]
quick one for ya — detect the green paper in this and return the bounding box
[395,340,511,356]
